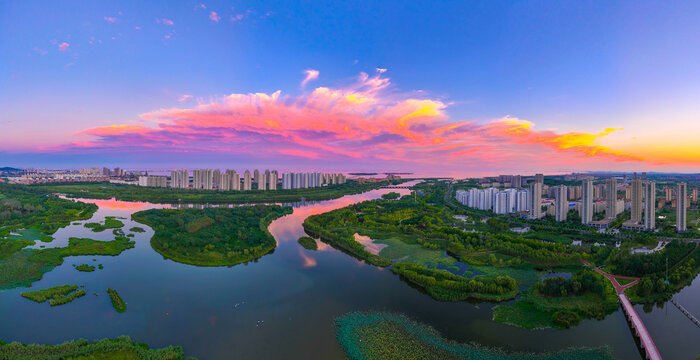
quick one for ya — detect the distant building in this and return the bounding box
[243,170,252,190]
[170,170,189,188]
[677,182,687,232]
[630,176,643,223]
[193,169,213,190]
[581,179,593,225]
[138,175,167,188]
[554,185,568,222]
[664,187,673,201]
[605,178,617,220]
[528,181,543,219]
[535,173,544,184]
[644,181,656,230]
[511,175,522,188]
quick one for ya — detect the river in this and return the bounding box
[1,183,699,359]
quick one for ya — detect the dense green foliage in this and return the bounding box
[534,271,605,297]
[0,336,188,360]
[552,310,581,328]
[391,263,517,301]
[381,192,401,200]
[297,236,318,250]
[84,217,125,232]
[0,236,135,289]
[335,312,614,360]
[31,180,398,204]
[0,184,97,235]
[132,205,292,266]
[130,226,146,233]
[107,288,127,313]
[75,264,96,272]
[21,284,86,306]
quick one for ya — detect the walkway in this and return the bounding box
[670,298,700,329]
[582,260,662,360]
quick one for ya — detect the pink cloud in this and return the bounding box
[52,71,646,170]
[104,16,117,23]
[157,18,174,26]
[300,69,319,88]
[178,94,193,102]
[209,11,221,22]
[33,47,48,56]
[57,42,70,52]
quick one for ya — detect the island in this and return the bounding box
[0,336,187,359]
[132,205,293,266]
[84,216,125,232]
[297,236,318,250]
[107,288,127,313]
[21,284,86,306]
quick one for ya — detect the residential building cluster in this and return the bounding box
[137,169,347,191]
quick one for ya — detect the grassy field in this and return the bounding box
[336,312,614,360]
[0,336,187,360]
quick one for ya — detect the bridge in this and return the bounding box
[670,298,700,328]
[379,185,412,189]
[582,260,662,360]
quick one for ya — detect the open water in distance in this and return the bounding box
[1,182,699,359]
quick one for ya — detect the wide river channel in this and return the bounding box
[1,182,699,359]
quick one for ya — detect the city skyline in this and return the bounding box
[2,1,700,174]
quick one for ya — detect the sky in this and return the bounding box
[1,1,699,176]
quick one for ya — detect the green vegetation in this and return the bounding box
[21,284,86,306]
[31,179,401,204]
[107,288,127,313]
[391,263,517,301]
[75,264,96,272]
[335,312,614,360]
[98,264,104,269]
[84,217,125,232]
[0,336,188,359]
[0,183,97,235]
[130,226,146,233]
[381,192,401,200]
[297,236,318,250]
[132,205,292,266]
[493,271,618,329]
[0,236,135,289]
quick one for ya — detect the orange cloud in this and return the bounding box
[56,71,647,170]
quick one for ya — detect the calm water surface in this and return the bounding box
[1,183,699,359]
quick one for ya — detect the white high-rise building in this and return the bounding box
[269,170,278,190]
[528,181,543,219]
[515,190,529,212]
[193,169,213,190]
[644,181,656,230]
[677,182,687,232]
[170,170,189,189]
[243,170,252,190]
[581,179,593,224]
[554,185,568,222]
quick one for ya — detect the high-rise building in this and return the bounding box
[170,170,189,188]
[630,176,643,223]
[535,173,544,184]
[193,169,213,190]
[677,182,687,232]
[605,178,617,219]
[644,181,656,230]
[243,170,252,190]
[528,181,543,219]
[581,179,593,224]
[554,185,568,222]
[692,188,698,203]
[269,170,278,190]
[138,176,167,187]
[511,175,522,188]
[664,187,673,201]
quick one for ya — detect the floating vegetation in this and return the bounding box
[107,288,127,313]
[74,264,95,272]
[336,312,614,360]
[129,226,146,233]
[297,236,318,250]
[21,284,86,306]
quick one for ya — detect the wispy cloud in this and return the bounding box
[300,69,319,88]
[156,18,174,26]
[209,11,221,22]
[33,47,48,56]
[178,94,193,102]
[104,16,117,23]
